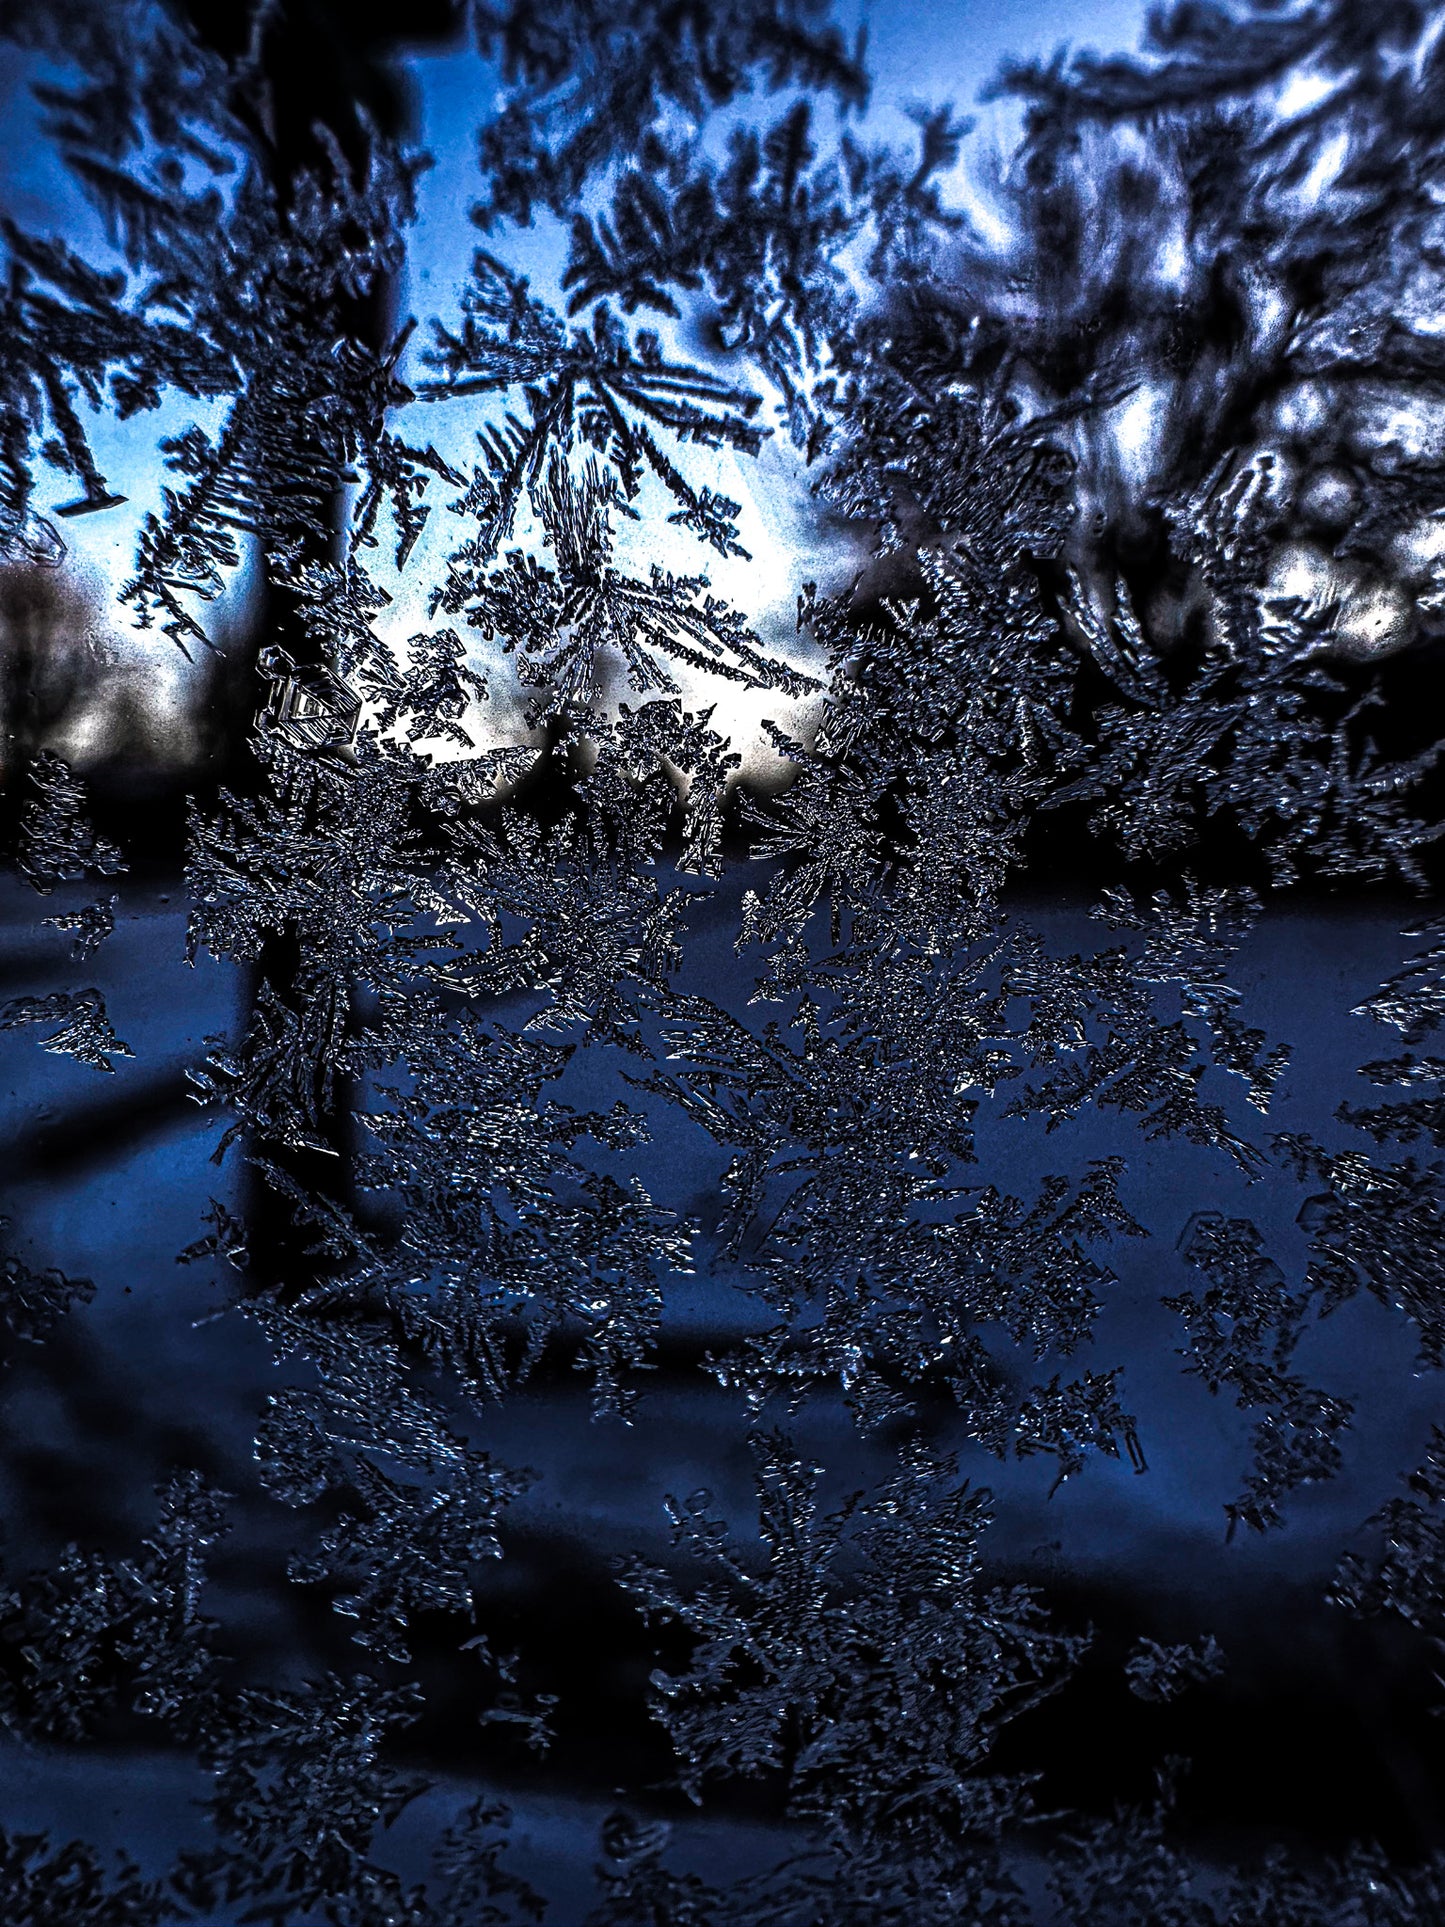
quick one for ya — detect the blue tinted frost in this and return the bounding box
[3,0,1445,1920]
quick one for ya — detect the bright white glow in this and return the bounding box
[6,0,1163,774]
[1109,384,1163,490]
[1275,70,1336,119]
[1292,128,1350,210]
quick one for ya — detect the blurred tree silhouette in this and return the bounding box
[0,565,97,782]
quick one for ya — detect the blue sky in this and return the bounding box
[4,0,1150,765]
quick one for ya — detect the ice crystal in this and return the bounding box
[7,0,1445,1916]
[428,1799,546,1927]
[0,1473,227,1744]
[14,752,125,896]
[245,1294,532,1658]
[1331,1426,1445,1637]
[117,151,431,655]
[258,645,364,755]
[1341,916,1445,1149]
[198,1673,428,1923]
[422,255,771,563]
[619,1435,1085,1852]
[0,1222,94,1347]
[1124,1635,1226,1705]
[1275,1133,1445,1372]
[441,450,808,708]
[39,895,116,961]
[0,1830,185,1927]
[1169,1210,1353,1535]
[0,988,133,1072]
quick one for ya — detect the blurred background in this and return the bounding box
[5,1,1445,1917]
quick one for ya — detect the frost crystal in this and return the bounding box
[6,0,1445,1916]
[1124,1635,1226,1705]
[0,988,134,1072]
[15,753,126,895]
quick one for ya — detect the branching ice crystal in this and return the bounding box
[0,988,134,1072]
[1124,1635,1226,1705]
[422,254,772,562]
[6,0,1445,1917]
[620,1434,1086,1855]
[0,1222,94,1348]
[15,752,125,896]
